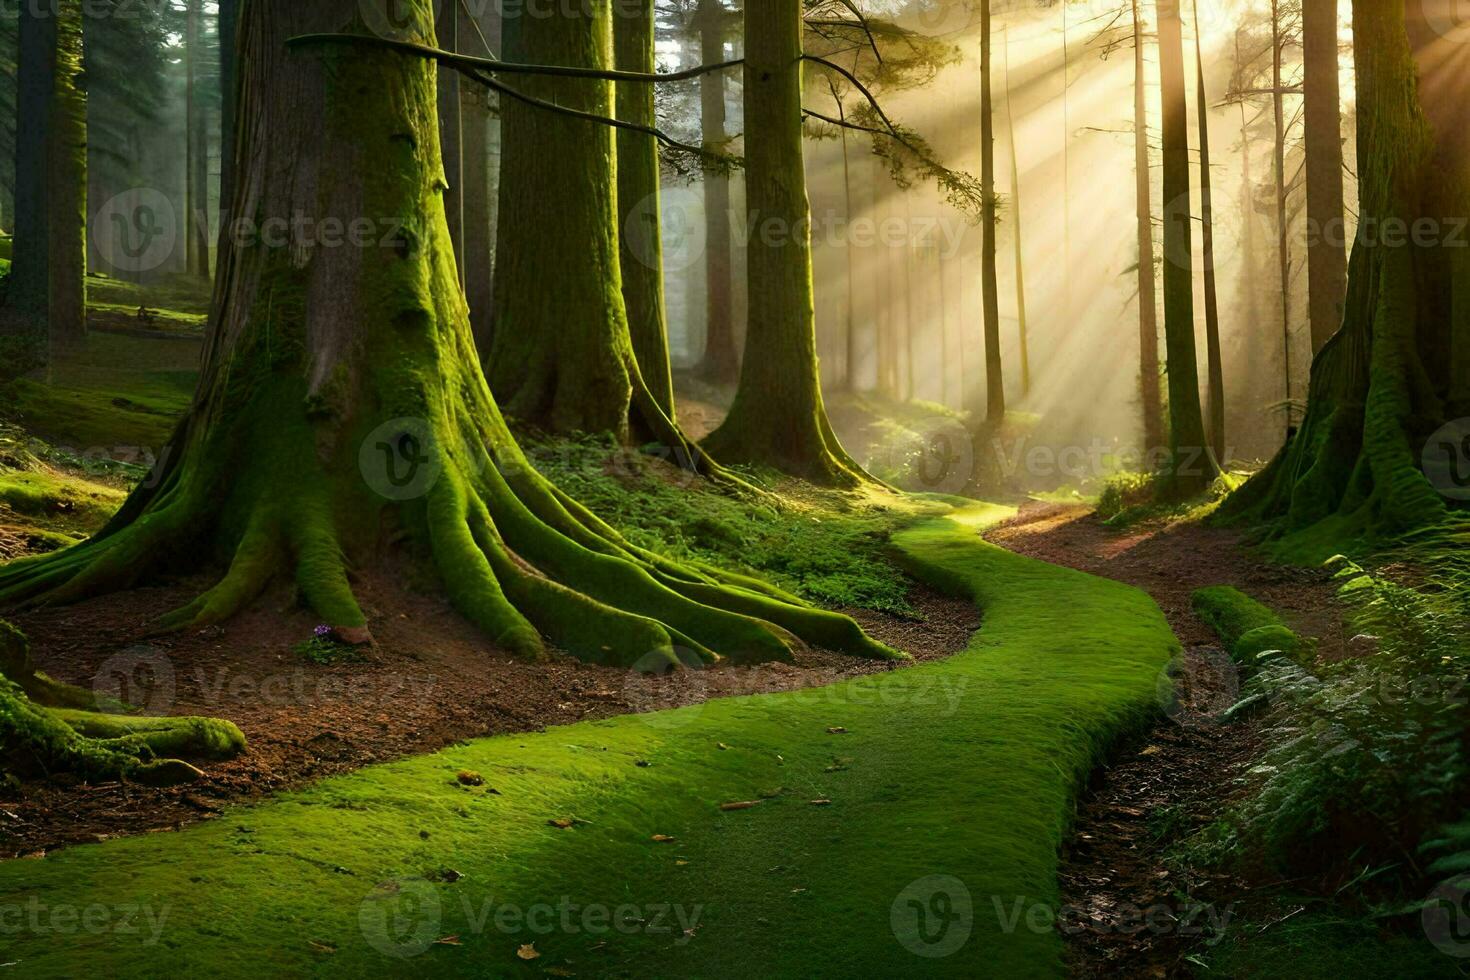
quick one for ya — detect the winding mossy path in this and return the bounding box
[0,504,1178,978]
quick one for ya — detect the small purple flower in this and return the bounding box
[313,624,333,638]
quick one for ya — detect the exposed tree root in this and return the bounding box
[0,620,246,786]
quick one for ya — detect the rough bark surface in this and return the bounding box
[1302,0,1349,354]
[701,0,869,487]
[1132,0,1165,454]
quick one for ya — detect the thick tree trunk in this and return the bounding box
[1157,0,1217,497]
[1223,0,1465,543]
[7,0,87,351]
[488,0,687,453]
[615,0,676,417]
[0,0,896,672]
[186,0,210,279]
[701,0,868,486]
[979,0,1005,425]
[1192,0,1225,463]
[219,0,240,235]
[1302,0,1349,354]
[1132,0,1165,454]
[436,0,464,286]
[462,1,499,354]
[697,0,737,384]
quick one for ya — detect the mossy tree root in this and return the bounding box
[0,620,246,786]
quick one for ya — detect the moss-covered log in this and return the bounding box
[0,620,244,785]
[701,0,871,488]
[1221,0,1468,549]
[0,0,898,672]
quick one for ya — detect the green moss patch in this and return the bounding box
[1191,585,1299,667]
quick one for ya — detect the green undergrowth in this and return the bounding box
[86,273,213,318]
[2,331,198,451]
[1180,562,1470,974]
[1097,469,1247,527]
[0,503,1178,977]
[525,432,932,616]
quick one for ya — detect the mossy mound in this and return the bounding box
[1191,586,1307,667]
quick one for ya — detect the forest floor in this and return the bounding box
[0,503,1179,978]
[1,574,976,857]
[981,502,1370,975]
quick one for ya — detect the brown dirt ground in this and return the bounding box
[0,567,977,858]
[985,502,1351,979]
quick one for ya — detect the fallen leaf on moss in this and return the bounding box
[548,817,575,829]
[517,943,540,960]
[719,801,760,811]
[826,727,848,735]
[457,771,484,786]
[651,834,676,843]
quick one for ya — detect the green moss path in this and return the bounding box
[0,505,1179,978]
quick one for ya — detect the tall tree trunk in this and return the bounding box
[1003,25,1030,398]
[1272,0,1296,432]
[1224,0,1465,544]
[186,0,210,279]
[615,0,676,416]
[701,0,869,486]
[838,101,858,392]
[461,0,502,352]
[1060,0,1073,333]
[697,0,737,383]
[489,0,692,456]
[218,0,240,237]
[1132,0,1165,452]
[980,0,1004,424]
[1192,0,1225,463]
[461,3,498,356]
[6,0,86,351]
[1157,0,1217,497]
[436,0,464,286]
[0,0,895,672]
[1302,0,1348,353]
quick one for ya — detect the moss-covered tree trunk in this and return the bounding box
[1157,0,1216,497]
[696,0,738,384]
[6,0,87,350]
[1131,0,1165,455]
[701,0,869,486]
[0,0,895,674]
[186,0,210,279]
[1223,0,1467,543]
[1302,0,1348,354]
[487,0,690,454]
[615,0,676,417]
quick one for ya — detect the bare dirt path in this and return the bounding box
[985,502,1349,978]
